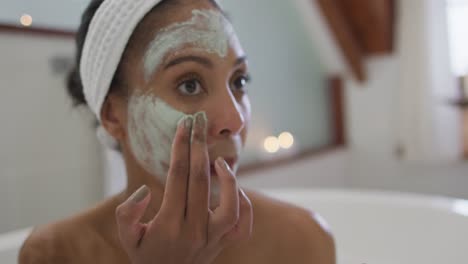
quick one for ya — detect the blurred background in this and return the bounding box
[0,0,467,234]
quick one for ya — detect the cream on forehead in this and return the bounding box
[143,9,234,81]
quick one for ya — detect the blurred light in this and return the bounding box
[452,200,468,217]
[20,14,33,27]
[278,132,294,149]
[264,136,280,153]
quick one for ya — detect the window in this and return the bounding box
[447,0,468,76]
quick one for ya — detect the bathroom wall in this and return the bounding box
[219,0,334,165]
[341,0,468,200]
[240,0,468,200]
[0,0,85,30]
[0,33,103,233]
[344,56,468,200]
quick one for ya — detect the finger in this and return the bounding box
[159,116,193,220]
[222,188,253,244]
[186,112,210,235]
[115,185,151,249]
[210,157,239,236]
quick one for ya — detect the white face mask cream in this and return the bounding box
[128,8,235,204]
[128,93,188,182]
[127,93,221,203]
[143,9,237,81]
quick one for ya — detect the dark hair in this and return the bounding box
[66,0,222,108]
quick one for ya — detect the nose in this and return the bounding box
[211,90,245,137]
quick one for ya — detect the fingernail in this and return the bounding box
[129,185,149,203]
[184,116,193,131]
[191,112,207,143]
[177,116,192,130]
[177,117,185,128]
[195,112,207,129]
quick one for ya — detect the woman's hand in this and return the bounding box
[115,113,253,264]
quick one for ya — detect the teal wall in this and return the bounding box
[220,0,333,164]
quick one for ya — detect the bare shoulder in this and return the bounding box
[245,189,336,264]
[19,221,72,264]
[18,196,121,264]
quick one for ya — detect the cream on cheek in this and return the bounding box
[127,94,221,203]
[127,94,189,184]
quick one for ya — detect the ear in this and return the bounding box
[100,93,127,142]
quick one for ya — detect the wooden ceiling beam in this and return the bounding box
[340,0,395,54]
[316,0,367,82]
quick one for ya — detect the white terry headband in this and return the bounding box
[80,0,164,122]
[80,0,165,149]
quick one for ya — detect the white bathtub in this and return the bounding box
[1,189,467,263]
[0,227,32,264]
[261,189,468,264]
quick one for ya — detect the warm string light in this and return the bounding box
[263,132,295,153]
[278,132,294,149]
[264,136,280,153]
[20,14,33,27]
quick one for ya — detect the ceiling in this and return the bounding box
[317,0,395,81]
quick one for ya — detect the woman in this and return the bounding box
[19,0,335,263]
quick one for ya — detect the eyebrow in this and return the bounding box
[234,56,248,67]
[164,55,248,70]
[164,55,213,70]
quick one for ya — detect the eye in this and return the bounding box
[177,79,203,96]
[232,75,251,92]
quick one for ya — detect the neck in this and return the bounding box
[120,146,166,223]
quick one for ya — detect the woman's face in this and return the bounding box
[114,1,251,185]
